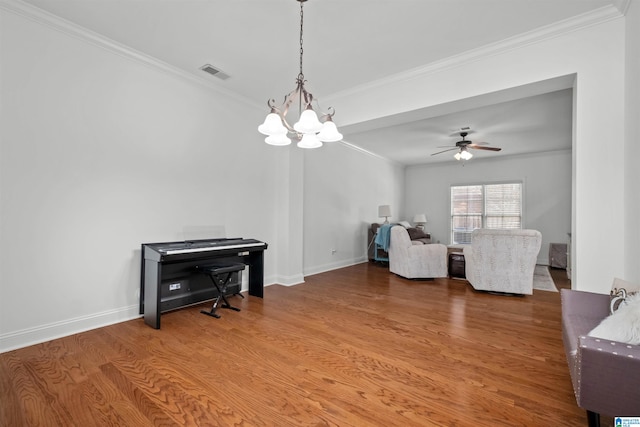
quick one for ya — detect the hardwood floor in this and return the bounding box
[1,264,607,426]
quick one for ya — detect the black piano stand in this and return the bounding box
[197,263,246,318]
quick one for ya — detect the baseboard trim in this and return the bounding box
[2,274,295,353]
[270,274,305,287]
[0,305,141,354]
[2,259,378,352]
[304,257,368,278]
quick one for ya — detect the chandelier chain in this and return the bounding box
[298,0,304,80]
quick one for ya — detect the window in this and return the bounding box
[450,182,522,244]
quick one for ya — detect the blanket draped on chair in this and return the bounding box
[374,224,393,252]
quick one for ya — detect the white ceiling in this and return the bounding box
[16,0,618,164]
[341,78,576,165]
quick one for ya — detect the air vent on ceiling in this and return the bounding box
[200,64,230,80]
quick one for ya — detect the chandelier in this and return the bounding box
[258,0,342,148]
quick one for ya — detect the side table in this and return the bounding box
[448,252,466,279]
[447,244,466,255]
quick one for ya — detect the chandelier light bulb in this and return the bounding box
[294,106,323,134]
[317,117,343,142]
[258,112,287,136]
[297,133,323,149]
[265,133,292,146]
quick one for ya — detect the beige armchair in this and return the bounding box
[463,228,542,295]
[389,226,447,279]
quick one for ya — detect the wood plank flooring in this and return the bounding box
[1,263,609,426]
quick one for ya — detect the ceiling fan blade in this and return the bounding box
[431,147,458,156]
[469,144,501,151]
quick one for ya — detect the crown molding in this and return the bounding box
[613,0,631,15]
[1,0,624,113]
[338,139,402,166]
[326,4,624,103]
[0,0,263,111]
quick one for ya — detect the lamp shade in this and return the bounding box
[317,117,343,142]
[378,205,391,218]
[265,133,292,146]
[294,106,323,134]
[413,214,427,224]
[258,112,287,136]
[461,150,473,160]
[297,133,322,149]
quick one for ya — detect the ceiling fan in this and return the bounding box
[431,130,502,161]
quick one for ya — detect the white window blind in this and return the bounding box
[484,183,522,229]
[451,182,522,244]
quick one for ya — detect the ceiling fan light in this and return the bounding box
[258,112,287,136]
[294,106,323,134]
[461,150,473,160]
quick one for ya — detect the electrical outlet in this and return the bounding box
[331,249,337,255]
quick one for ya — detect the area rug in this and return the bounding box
[533,265,558,292]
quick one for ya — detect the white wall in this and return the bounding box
[272,147,306,286]
[303,144,404,276]
[0,4,406,351]
[328,9,626,294]
[624,1,640,284]
[405,150,572,265]
[0,9,282,351]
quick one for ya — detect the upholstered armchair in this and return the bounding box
[561,289,640,426]
[368,223,431,261]
[388,226,447,279]
[463,228,542,295]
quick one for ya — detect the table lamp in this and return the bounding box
[413,214,427,230]
[378,205,391,224]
